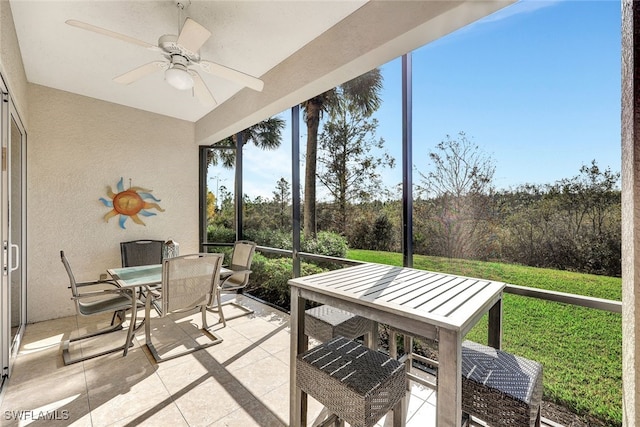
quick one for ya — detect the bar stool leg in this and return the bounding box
[392,395,406,427]
[389,329,398,359]
[404,334,413,391]
[364,321,378,349]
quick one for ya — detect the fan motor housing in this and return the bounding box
[158,34,200,62]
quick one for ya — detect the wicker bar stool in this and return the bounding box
[297,336,406,427]
[388,330,543,427]
[305,305,377,348]
[462,340,543,427]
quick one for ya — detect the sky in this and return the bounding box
[209,0,621,201]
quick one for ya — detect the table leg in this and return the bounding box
[488,296,503,349]
[290,291,308,427]
[437,328,462,426]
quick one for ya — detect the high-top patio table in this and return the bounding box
[288,262,505,427]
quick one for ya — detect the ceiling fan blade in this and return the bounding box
[66,20,161,52]
[198,61,264,92]
[177,18,211,54]
[190,71,217,108]
[114,61,167,85]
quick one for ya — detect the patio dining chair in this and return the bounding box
[121,239,164,298]
[120,239,164,267]
[60,250,141,365]
[207,240,256,327]
[144,253,224,362]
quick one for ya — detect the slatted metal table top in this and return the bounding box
[288,262,505,333]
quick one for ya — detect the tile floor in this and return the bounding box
[0,295,439,427]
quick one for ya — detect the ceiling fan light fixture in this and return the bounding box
[165,66,194,90]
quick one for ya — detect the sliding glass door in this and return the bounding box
[0,75,26,387]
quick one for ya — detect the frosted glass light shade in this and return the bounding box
[165,67,194,90]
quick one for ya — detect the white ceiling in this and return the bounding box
[9,0,367,122]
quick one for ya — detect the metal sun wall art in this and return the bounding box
[100,178,165,229]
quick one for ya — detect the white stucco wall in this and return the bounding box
[0,0,28,125]
[27,84,198,322]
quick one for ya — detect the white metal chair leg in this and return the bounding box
[63,291,138,365]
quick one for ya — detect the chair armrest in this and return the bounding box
[220,269,252,290]
[143,285,163,316]
[73,279,120,289]
[72,287,133,300]
[221,269,251,278]
[145,286,162,300]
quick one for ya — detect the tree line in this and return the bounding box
[208,149,621,277]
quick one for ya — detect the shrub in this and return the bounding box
[348,214,395,252]
[302,231,348,258]
[244,228,292,250]
[347,220,372,249]
[207,225,236,243]
[247,254,324,309]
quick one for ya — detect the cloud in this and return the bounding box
[432,0,564,44]
[480,0,564,24]
[422,0,564,49]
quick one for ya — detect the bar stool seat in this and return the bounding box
[462,340,543,427]
[297,336,406,427]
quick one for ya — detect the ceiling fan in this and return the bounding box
[66,1,264,108]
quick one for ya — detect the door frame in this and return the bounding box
[0,73,27,386]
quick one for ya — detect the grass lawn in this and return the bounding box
[347,249,622,426]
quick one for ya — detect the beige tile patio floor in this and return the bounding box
[0,295,440,427]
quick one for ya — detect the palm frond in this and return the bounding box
[339,68,383,117]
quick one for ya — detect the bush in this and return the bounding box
[301,231,348,258]
[347,220,372,250]
[347,214,395,252]
[244,228,292,250]
[207,225,236,243]
[246,254,324,309]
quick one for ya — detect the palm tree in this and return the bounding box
[206,116,285,167]
[300,68,383,238]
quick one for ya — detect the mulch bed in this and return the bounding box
[541,401,609,427]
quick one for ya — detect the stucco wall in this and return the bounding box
[27,84,198,322]
[0,0,28,125]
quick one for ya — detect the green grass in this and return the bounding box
[347,249,623,426]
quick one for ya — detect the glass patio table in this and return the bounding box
[288,262,505,427]
[108,264,163,289]
[107,263,233,330]
[107,263,232,289]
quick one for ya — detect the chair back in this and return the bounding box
[60,250,83,315]
[120,240,164,267]
[60,250,79,295]
[160,253,223,315]
[226,240,256,288]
